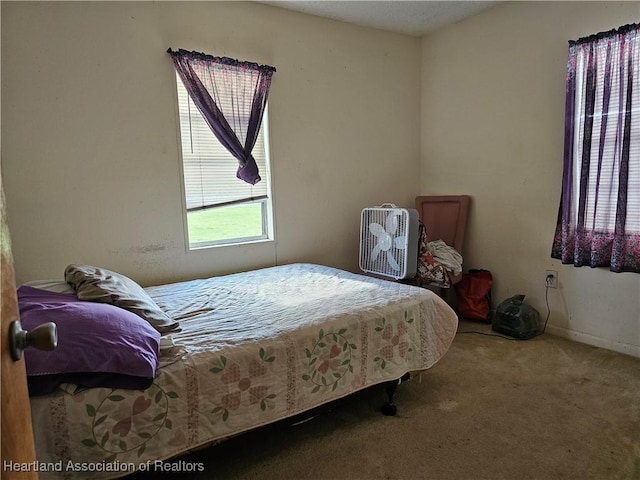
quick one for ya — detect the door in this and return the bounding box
[1,166,38,479]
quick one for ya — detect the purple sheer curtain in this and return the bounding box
[551,24,640,273]
[168,48,276,185]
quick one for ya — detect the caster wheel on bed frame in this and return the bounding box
[381,402,397,416]
[381,372,410,416]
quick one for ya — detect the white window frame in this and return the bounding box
[174,78,275,250]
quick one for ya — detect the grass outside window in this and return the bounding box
[187,203,265,246]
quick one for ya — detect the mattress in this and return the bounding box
[29,263,458,479]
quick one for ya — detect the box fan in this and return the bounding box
[359,204,419,280]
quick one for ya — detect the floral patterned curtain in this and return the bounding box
[551,24,640,273]
[167,48,276,185]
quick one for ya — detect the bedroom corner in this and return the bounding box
[419,1,640,357]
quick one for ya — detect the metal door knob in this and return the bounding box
[9,321,58,361]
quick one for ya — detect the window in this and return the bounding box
[175,75,274,249]
[570,43,640,233]
[552,24,640,272]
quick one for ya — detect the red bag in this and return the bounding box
[455,269,493,322]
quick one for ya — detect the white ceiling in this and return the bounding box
[258,1,501,37]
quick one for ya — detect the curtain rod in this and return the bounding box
[569,22,638,46]
[167,48,276,72]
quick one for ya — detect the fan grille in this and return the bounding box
[359,207,418,280]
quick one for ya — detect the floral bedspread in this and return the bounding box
[29,264,458,479]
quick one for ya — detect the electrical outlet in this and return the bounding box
[545,270,558,288]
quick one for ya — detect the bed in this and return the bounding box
[24,263,457,479]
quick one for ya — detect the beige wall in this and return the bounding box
[421,1,640,356]
[1,1,421,286]
[2,1,638,357]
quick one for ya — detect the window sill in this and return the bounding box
[188,237,275,251]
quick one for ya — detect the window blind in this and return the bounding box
[176,76,268,211]
[572,35,640,232]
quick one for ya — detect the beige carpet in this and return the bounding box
[129,321,640,480]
